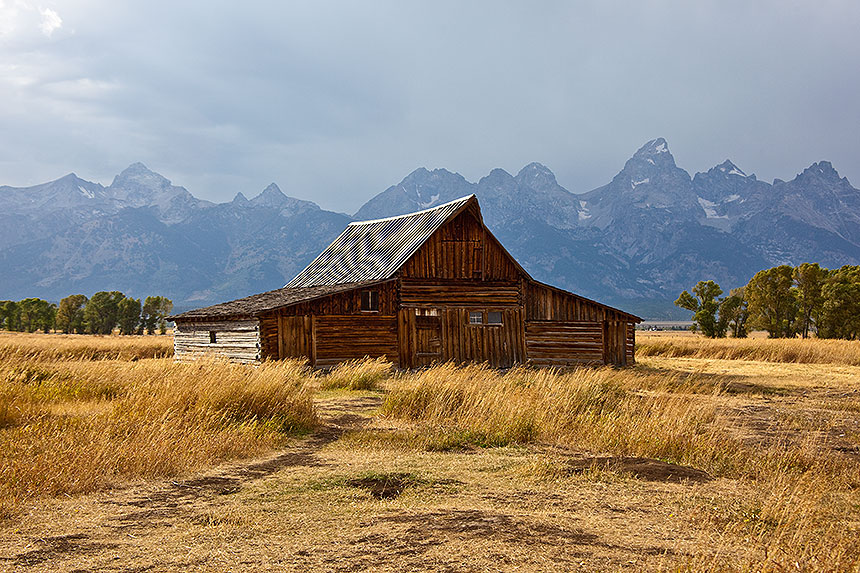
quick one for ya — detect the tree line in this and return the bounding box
[0,293,173,335]
[675,263,860,339]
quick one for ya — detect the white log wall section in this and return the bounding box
[173,320,261,364]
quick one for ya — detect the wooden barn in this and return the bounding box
[170,195,641,367]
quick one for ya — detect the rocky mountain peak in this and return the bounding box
[797,161,843,183]
[715,160,747,177]
[250,183,288,207]
[479,168,515,189]
[515,162,558,191]
[232,192,249,204]
[110,162,171,190]
[628,137,676,168]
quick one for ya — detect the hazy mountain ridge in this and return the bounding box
[1,140,858,318]
[349,139,860,316]
[0,164,351,307]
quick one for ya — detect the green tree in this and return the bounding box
[56,294,88,334]
[117,297,142,335]
[675,280,726,338]
[37,300,57,333]
[818,265,860,340]
[719,287,749,338]
[17,298,56,333]
[793,262,828,338]
[84,291,125,334]
[746,265,797,338]
[0,301,12,330]
[142,296,173,334]
[2,301,21,331]
[157,297,173,334]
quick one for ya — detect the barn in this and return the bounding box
[170,195,641,367]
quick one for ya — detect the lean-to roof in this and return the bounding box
[169,281,387,321]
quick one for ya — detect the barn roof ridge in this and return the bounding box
[285,194,478,288]
[347,194,477,226]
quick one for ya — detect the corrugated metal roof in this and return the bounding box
[286,195,476,288]
[170,281,387,320]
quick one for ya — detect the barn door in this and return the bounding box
[414,312,442,367]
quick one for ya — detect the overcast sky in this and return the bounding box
[1,1,859,213]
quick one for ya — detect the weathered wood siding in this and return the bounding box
[400,280,519,308]
[398,306,525,369]
[314,315,398,367]
[524,281,635,366]
[173,319,261,364]
[401,207,520,282]
[626,323,636,364]
[274,281,398,317]
[259,282,399,365]
[525,321,604,367]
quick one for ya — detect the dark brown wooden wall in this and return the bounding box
[314,315,398,367]
[524,280,636,366]
[400,280,519,308]
[626,323,636,364]
[401,207,520,282]
[259,281,398,364]
[525,321,604,367]
[397,307,525,369]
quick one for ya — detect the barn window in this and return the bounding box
[361,290,379,312]
[487,311,502,325]
[469,311,483,325]
[209,331,217,344]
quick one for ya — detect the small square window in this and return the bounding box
[361,290,379,311]
[209,331,217,344]
[487,311,502,325]
[469,311,483,325]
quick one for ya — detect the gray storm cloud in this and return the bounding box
[1,0,859,212]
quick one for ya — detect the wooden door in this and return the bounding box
[279,315,313,363]
[414,314,442,367]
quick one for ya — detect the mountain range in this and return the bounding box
[2,139,858,318]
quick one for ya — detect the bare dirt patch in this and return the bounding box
[345,472,415,499]
[566,456,712,483]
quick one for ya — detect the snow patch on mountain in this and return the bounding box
[697,197,728,219]
[418,194,440,208]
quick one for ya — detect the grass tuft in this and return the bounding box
[320,357,393,391]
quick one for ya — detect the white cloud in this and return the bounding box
[0,1,62,39]
[38,7,62,36]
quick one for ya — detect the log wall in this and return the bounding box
[173,319,261,364]
[525,321,604,367]
[313,315,399,367]
[400,280,519,308]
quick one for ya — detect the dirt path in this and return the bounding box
[0,394,383,571]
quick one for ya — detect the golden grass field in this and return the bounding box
[0,330,858,571]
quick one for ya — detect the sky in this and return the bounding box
[1,0,859,213]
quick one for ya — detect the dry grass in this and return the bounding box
[320,356,392,391]
[0,344,317,518]
[365,355,860,571]
[0,331,173,361]
[2,334,859,571]
[636,331,860,365]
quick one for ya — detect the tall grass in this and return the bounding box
[320,357,393,390]
[0,357,317,518]
[0,331,173,361]
[377,362,860,570]
[637,333,860,365]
